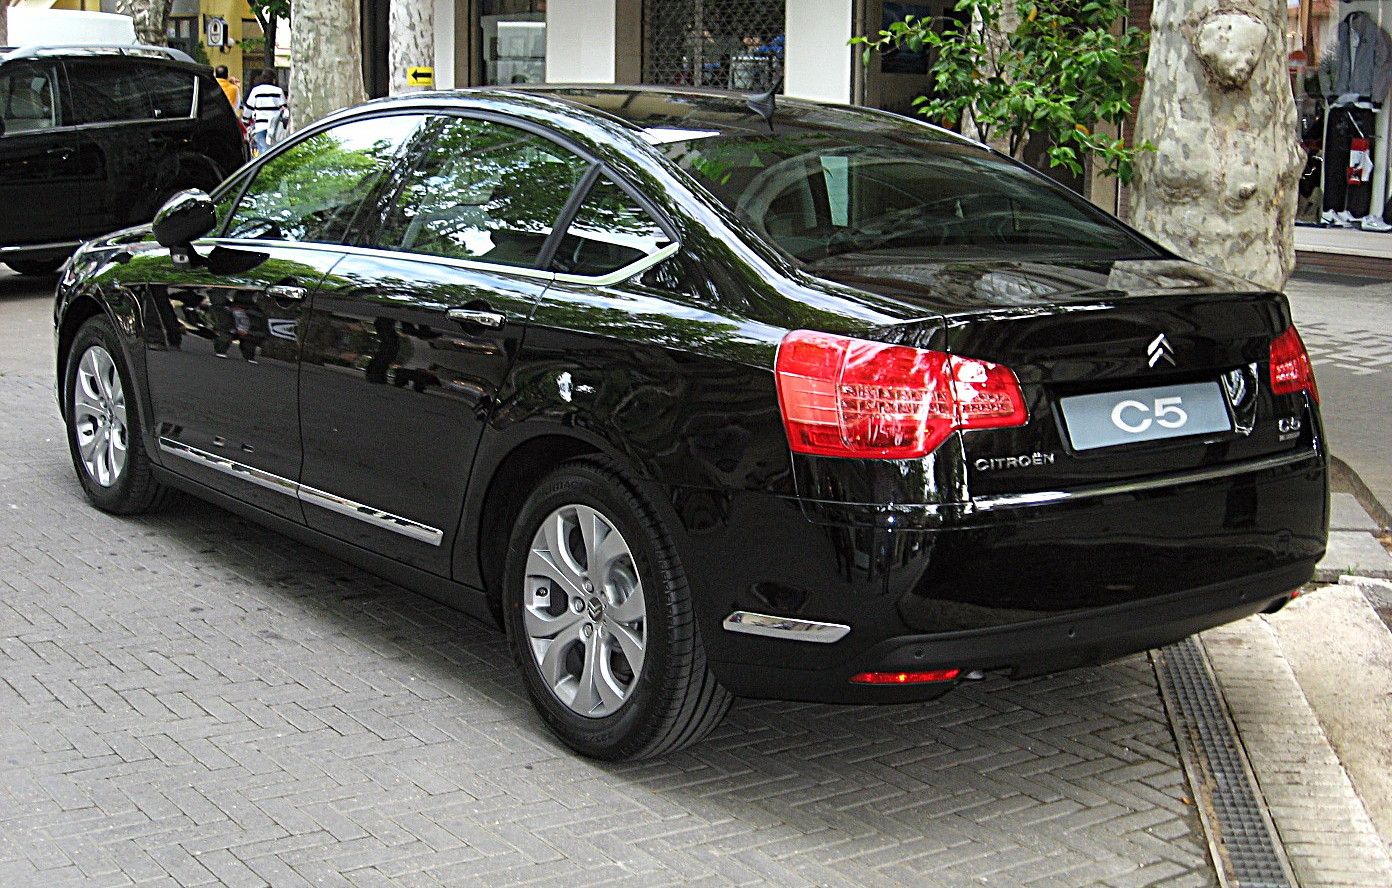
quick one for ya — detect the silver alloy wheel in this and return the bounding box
[72,345,128,488]
[524,503,647,718]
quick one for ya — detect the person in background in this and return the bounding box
[242,70,286,157]
[214,65,240,112]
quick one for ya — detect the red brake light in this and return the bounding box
[774,330,1027,459]
[851,669,961,685]
[1269,326,1319,404]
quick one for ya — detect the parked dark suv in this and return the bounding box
[0,44,246,275]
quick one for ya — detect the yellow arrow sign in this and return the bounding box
[407,66,434,88]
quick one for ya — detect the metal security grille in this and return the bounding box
[643,0,785,92]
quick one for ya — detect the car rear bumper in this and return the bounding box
[662,447,1327,704]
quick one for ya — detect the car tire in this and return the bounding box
[63,315,167,515]
[6,259,62,276]
[503,458,732,760]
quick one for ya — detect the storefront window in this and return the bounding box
[643,0,785,92]
[1291,0,1392,234]
[481,0,548,86]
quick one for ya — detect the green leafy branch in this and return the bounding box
[852,0,1154,183]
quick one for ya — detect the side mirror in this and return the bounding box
[153,189,216,249]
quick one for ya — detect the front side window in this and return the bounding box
[666,127,1158,265]
[0,63,59,134]
[375,116,587,267]
[551,175,671,276]
[67,60,150,124]
[224,114,428,244]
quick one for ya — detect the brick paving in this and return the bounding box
[0,277,1219,886]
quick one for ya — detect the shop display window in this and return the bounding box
[1291,0,1392,234]
[482,0,548,86]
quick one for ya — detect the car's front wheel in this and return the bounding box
[503,459,732,760]
[63,316,166,514]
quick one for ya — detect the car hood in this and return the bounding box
[807,257,1269,319]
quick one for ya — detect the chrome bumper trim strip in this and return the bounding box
[971,448,1321,512]
[722,611,851,643]
[158,437,442,547]
[0,240,80,256]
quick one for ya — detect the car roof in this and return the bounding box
[506,85,963,144]
[0,43,200,71]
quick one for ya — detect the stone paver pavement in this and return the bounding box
[0,273,1217,886]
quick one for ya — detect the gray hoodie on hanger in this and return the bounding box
[1320,11,1392,104]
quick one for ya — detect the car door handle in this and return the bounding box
[447,308,507,329]
[265,284,308,302]
[45,147,74,161]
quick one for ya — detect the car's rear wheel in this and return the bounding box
[6,259,62,276]
[503,458,732,760]
[64,316,166,514]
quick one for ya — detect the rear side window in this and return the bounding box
[67,59,150,124]
[551,175,671,276]
[374,116,588,267]
[0,62,59,133]
[223,114,428,244]
[143,66,195,119]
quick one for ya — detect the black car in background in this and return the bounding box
[0,44,245,275]
[53,87,1328,760]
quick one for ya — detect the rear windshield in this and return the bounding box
[661,126,1159,266]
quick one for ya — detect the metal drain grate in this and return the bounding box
[1154,637,1294,888]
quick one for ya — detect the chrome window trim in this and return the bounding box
[722,611,851,643]
[203,237,680,287]
[158,437,443,546]
[970,448,1321,513]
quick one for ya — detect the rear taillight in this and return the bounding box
[1269,325,1319,404]
[774,330,1027,459]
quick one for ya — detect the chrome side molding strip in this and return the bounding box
[158,437,443,547]
[723,611,851,643]
[159,437,299,496]
[297,484,443,546]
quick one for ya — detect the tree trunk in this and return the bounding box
[1130,0,1304,290]
[115,0,175,47]
[291,0,367,128]
[389,0,434,95]
[263,15,277,73]
[1,3,9,48]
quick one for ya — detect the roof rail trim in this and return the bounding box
[3,44,196,64]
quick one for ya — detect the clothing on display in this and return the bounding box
[1317,9,1392,230]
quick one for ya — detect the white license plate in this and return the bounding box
[1060,382,1231,451]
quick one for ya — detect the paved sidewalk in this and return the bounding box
[1285,273,1392,521]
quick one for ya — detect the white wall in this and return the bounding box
[784,0,854,104]
[546,0,618,83]
[433,0,456,89]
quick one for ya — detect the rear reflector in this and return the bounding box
[775,330,1027,459]
[850,669,961,685]
[1269,325,1319,404]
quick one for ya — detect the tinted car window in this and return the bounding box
[143,66,195,119]
[376,116,587,267]
[666,129,1158,265]
[0,63,59,133]
[224,114,427,244]
[67,59,150,124]
[551,175,671,276]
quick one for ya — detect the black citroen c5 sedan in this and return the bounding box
[54,87,1327,760]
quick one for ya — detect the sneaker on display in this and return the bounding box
[1359,215,1392,232]
[1321,209,1355,227]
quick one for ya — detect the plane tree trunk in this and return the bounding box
[389,0,434,94]
[115,0,175,47]
[291,0,367,127]
[1130,0,1304,290]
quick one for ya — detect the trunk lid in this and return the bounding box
[814,258,1313,497]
